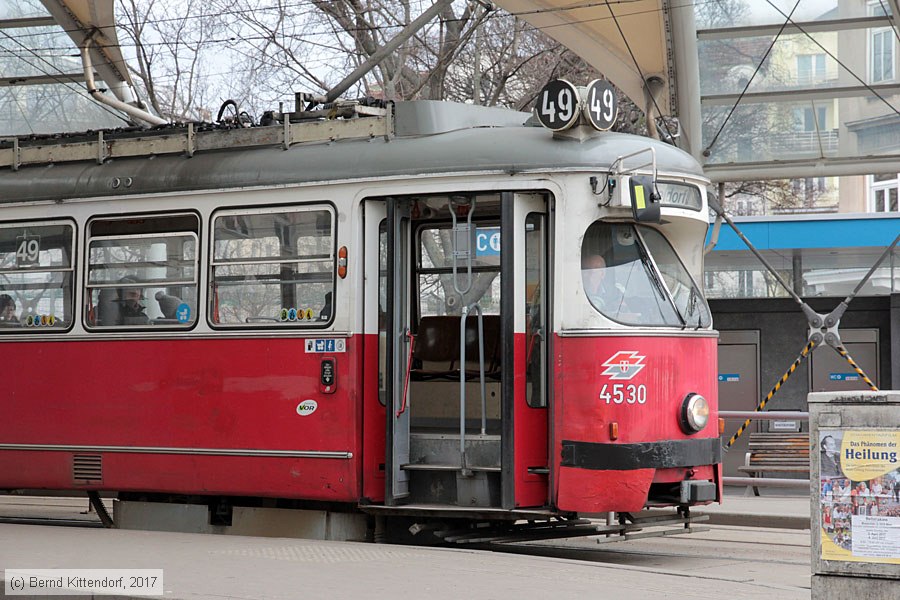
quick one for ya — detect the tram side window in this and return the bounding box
[85,214,199,329]
[210,207,335,327]
[0,221,75,331]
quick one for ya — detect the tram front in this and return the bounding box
[551,154,720,514]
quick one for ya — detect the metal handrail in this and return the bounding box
[458,303,488,477]
[720,410,811,491]
[720,411,808,420]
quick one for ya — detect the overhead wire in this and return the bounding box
[8,0,894,142]
[0,0,724,44]
[702,0,801,157]
[763,0,900,122]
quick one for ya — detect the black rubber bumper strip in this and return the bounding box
[560,438,722,471]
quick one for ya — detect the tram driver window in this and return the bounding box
[209,207,335,327]
[85,214,200,329]
[0,221,75,332]
[580,221,709,328]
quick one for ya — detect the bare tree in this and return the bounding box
[117,0,246,121]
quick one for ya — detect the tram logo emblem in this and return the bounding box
[601,351,646,380]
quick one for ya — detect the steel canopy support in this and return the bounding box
[39,0,134,105]
[706,155,900,182]
[668,1,701,159]
[322,0,455,105]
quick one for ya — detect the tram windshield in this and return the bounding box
[581,222,710,328]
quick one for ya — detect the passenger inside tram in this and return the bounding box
[154,291,183,321]
[117,277,150,325]
[0,294,18,323]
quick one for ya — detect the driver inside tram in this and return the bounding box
[581,253,613,309]
[582,251,631,316]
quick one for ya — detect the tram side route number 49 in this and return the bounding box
[535,79,618,132]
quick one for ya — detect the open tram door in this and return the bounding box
[363,192,550,511]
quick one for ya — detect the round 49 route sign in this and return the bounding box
[584,79,618,131]
[534,79,580,131]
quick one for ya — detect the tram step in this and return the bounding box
[401,463,500,472]
[409,432,501,470]
[406,467,501,507]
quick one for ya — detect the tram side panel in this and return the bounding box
[553,335,720,513]
[0,337,362,501]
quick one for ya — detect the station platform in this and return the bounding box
[0,491,812,599]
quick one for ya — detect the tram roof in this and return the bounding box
[0,101,705,204]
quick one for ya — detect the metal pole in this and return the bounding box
[720,411,809,420]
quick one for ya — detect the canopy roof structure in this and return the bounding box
[492,0,694,145]
[4,0,900,182]
[0,0,142,133]
[493,0,900,181]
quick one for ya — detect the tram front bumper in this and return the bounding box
[556,438,722,513]
[560,438,721,471]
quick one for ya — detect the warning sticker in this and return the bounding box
[305,338,346,353]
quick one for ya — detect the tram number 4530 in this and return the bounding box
[599,383,648,405]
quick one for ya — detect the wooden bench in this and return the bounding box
[738,431,810,496]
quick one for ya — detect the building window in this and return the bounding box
[872,29,895,82]
[797,54,826,85]
[870,2,895,82]
[794,106,827,132]
[870,173,900,212]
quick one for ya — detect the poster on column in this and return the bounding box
[818,429,900,564]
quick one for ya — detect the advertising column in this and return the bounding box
[810,391,900,599]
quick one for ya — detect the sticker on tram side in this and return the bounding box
[176,303,191,324]
[296,400,318,416]
[305,339,347,353]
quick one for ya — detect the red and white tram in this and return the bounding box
[0,87,720,540]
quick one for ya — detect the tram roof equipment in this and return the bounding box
[0,100,705,204]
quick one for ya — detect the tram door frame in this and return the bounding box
[365,192,550,509]
[505,191,550,509]
[383,198,413,505]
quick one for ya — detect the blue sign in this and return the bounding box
[718,373,741,382]
[475,228,501,257]
[829,373,859,381]
[176,303,191,324]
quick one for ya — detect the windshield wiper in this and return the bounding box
[635,239,684,327]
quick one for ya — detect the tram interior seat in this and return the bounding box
[412,315,501,381]
[96,288,121,326]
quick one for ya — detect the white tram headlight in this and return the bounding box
[680,393,709,434]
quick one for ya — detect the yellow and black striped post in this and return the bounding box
[725,339,816,449]
[833,345,878,391]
